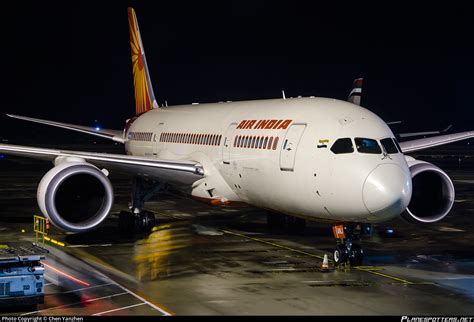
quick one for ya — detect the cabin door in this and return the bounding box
[222,123,238,164]
[279,123,306,171]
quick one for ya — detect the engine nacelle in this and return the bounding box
[402,156,455,223]
[37,160,114,233]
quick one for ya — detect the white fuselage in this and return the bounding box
[124,97,413,223]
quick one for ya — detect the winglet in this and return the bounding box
[128,7,158,115]
[348,78,363,106]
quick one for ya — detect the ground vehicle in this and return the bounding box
[0,245,47,307]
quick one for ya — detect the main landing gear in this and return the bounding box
[332,223,370,266]
[119,210,156,233]
[118,178,168,233]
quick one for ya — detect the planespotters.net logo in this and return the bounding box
[402,317,474,322]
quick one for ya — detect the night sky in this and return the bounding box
[1,1,473,142]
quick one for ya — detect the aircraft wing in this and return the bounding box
[0,144,204,185]
[397,125,452,139]
[6,114,125,143]
[399,131,474,153]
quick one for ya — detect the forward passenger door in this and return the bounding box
[279,123,306,171]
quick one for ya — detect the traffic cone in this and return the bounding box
[320,254,331,272]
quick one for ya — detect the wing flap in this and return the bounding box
[6,114,125,143]
[0,144,204,185]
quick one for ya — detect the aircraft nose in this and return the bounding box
[363,164,412,218]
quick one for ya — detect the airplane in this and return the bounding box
[1,7,474,266]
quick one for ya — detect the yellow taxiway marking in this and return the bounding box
[222,229,327,261]
[222,229,434,285]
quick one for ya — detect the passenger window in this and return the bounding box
[263,137,268,149]
[380,138,398,154]
[330,138,354,154]
[268,137,273,149]
[272,137,279,150]
[355,138,382,154]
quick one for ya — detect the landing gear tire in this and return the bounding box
[118,211,134,233]
[135,211,156,233]
[349,244,364,266]
[119,210,155,233]
[333,246,348,265]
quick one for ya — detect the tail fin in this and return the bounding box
[348,78,363,106]
[128,7,158,114]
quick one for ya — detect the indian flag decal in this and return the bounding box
[318,139,329,148]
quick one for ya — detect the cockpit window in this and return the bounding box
[380,138,399,154]
[355,138,382,154]
[330,138,354,154]
[393,138,402,153]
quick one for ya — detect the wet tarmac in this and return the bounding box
[0,143,473,315]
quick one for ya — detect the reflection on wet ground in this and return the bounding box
[133,222,192,281]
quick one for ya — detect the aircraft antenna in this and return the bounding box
[282,90,286,100]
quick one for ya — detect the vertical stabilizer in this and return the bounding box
[348,78,363,106]
[128,7,158,114]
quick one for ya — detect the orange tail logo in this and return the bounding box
[128,8,157,115]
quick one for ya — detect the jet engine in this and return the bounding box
[37,160,114,233]
[401,157,455,223]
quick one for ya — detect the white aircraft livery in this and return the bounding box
[1,8,473,265]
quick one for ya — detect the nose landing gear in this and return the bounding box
[332,223,367,266]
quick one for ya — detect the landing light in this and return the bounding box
[95,127,101,131]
